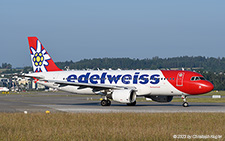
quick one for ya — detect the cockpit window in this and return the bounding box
[191,76,205,81]
[195,77,200,80]
[199,77,205,80]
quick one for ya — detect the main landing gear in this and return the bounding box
[181,95,189,107]
[101,99,111,106]
[100,98,136,106]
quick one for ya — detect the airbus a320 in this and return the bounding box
[23,37,214,107]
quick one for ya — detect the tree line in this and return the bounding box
[55,56,225,72]
[0,63,12,69]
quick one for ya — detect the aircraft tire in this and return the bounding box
[127,101,136,106]
[183,102,189,107]
[107,100,111,106]
[101,100,108,106]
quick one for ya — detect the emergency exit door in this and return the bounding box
[176,72,185,86]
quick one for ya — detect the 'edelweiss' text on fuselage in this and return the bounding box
[67,72,160,84]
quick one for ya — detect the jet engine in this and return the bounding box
[145,96,173,103]
[109,89,136,104]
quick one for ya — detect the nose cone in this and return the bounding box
[201,81,214,93]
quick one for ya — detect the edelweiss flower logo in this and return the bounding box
[30,40,51,72]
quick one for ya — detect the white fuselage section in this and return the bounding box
[32,70,184,96]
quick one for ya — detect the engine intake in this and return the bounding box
[110,89,136,104]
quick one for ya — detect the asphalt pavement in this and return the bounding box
[0,92,224,113]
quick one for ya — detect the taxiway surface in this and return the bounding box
[0,92,224,113]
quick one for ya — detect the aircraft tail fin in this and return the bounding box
[28,37,62,72]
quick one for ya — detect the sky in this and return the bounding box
[0,0,225,68]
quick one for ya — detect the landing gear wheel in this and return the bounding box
[101,100,111,106]
[127,101,136,106]
[183,102,189,107]
[101,100,108,106]
[107,100,111,106]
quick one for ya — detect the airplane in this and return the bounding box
[0,87,9,92]
[23,37,214,107]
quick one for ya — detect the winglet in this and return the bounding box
[28,37,62,72]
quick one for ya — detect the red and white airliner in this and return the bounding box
[24,37,214,107]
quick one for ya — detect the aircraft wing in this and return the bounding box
[2,73,44,80]
[23,73,45,79]
[47,80,136,90]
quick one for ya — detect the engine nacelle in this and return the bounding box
[110,89,136,104]
[145,96,173,103]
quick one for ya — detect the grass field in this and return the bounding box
[0,113,224,140]
[204,90,225,96]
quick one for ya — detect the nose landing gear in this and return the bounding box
[181,95,189,107]
[183,102,189,107]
